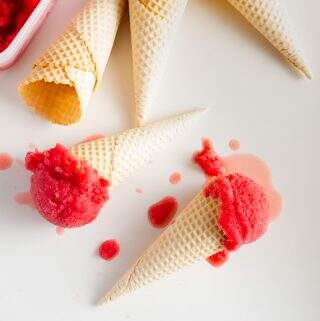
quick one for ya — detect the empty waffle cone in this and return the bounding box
[129,0,189,126]
[227,0,311,78]
[18,0,126,125]
[71,108,206,188]
[99,190,224,304]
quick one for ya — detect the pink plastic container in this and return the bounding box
[0,0,55,70]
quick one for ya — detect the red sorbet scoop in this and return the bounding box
[25,144,109,228]
[205,173,270,252]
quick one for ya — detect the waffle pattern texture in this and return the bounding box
[18,0,126,125]
[100,191,224,304]
[227,0,311,78]
[71,109,205,188]
[129,0,189,126]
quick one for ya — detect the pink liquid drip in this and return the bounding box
[14,192,35,209]
[228,139,240,151]
[80,133,104,143]
[55,226,65,236]
[0,153,13,170]
[169,172,182,185]
[135,188,143,194]
[221,154,282,220]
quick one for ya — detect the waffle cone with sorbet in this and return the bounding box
[99,165,271,304]
[100,190,224,304]
[71,109,206,189]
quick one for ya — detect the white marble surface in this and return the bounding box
[0,0,319,320]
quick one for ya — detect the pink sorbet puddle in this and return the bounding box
[221,154,282,220]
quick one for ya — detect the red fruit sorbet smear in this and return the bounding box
[0,153,13,170]
[205,173,270,252]
[99,239,120,261]
[207,249,229,267]
[0,0,41,53]
[80,133,104,144]
[193,139,224,177]
[25,144,109,228]
[148,196,178,228]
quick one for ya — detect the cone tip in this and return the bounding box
[302,66,312,80]
[136,107,208,127]
[97,296,107,306]
[180,107,208,119]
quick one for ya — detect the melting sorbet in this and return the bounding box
[25,144,109,228]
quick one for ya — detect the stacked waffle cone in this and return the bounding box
[18,0,126,125]
[100,190,224,304]
[129,0,189,126]
[227,0,311,78]
[70,109,205,188]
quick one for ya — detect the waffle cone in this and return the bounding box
[99,190,224,304]
[18,0,126,125]
[227,0,311,78]
[129,0,188,126]
[70,108,205,188]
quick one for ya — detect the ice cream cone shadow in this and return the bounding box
[102,7,136,128]
[198,0,310,79]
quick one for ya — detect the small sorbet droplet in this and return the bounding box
[169,172,182,185]
[135,188,143,194]
[0,153,13,170]
[14,192,35,209]
[81,133,104,143]
[99,240,120,261]
[55,226,65,236]
[148,196,178,228]
[207,249,229,267]
[228,139,240,151]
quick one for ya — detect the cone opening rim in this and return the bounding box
[19,80,81,125]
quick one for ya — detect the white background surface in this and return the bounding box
[0,0,319,320]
